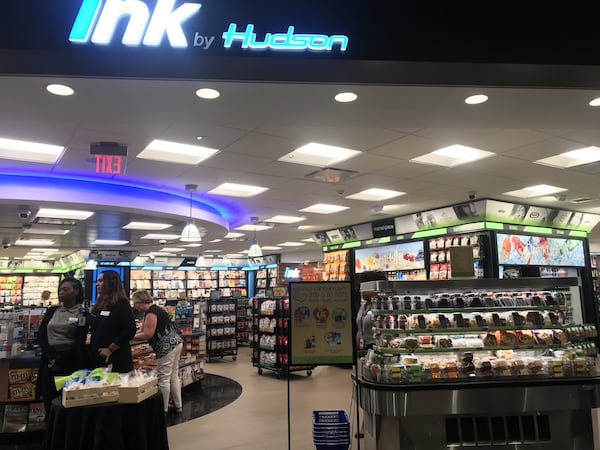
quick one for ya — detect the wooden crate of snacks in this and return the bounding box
[118,378,158,404]
[62,385,120,408]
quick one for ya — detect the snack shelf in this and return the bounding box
[251,297,315,379]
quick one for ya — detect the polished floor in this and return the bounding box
[168,345,359,450]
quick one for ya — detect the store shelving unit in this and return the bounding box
[0,276,23,305]
[185,270,218,299]
[236,297,251,345]
[205,297,237,362]
[218,270,247,298]
[251,297,314,379]
[152,270,186,300]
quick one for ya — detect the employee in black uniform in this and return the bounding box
[88,270,136,373]
[36,277,88,416]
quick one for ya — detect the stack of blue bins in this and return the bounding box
[312,410,350,450]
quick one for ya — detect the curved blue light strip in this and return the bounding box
[0,168,248,226]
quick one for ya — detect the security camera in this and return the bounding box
[18,209,31,220]
[2,243,10,249]
[159,239,167,245]
[468,191,476,201]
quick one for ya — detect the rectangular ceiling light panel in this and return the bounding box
[93,239,129,245]
[208,183,269,197]
[346,188,406,201]
[0,137,64,164]
[265,215,307,224]
[278,143,361,167]
[37,208,94,220]
[137,139,219,165]
[235,224,272,231]
[123,221,172,230]
[410,144,495,167]
[534,146,600,168]
[23,227,70,235]
[299,203,350,214]
[503,184,567,198]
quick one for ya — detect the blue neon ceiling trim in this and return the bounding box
[0,168,247,225]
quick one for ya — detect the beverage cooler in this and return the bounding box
[333,200,600,450]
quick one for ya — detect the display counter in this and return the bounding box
[355,277,600,449]
[43,392,168,450]
[355,375,600,450]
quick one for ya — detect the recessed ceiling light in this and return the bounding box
[301,238,316,242]
[37,208,94,220]
[23,227,70,236]
[589,97,600,107]
[278,242,306,247]
[205,249,223,253]
[410,144,495,167]
[93,239,129,246]
[0,138,64,164]
[299,203,350,214]
[137,139,219,165]
[334,92,358,103]
[123,221,172,230]
[464,94,488,105]
[209,239,222,243]
[226,253,244,258]
[534,146,600,168]
[196,136,204,140]
[181,243,203,247]
[150,252,175,257]
[372,204,406,215]
[15,239,55,246]
[141,233,181,240]
[161,247,185,252]
[278,143,362,167]
[31,248,56,252]
[503,184,567,198]
[297,225,319,230]
[346,188,406,201]
[46,84,74,96]
[265,215,306,224]
[261,246,282,250]
[195,88,220,99]
[235,224,272,231]
[208,183,269,197]
[224,232,245,238]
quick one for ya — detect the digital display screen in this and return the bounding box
[497,234,585,267]
[355,241,425,273]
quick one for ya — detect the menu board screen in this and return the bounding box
[497,233,585,267]
[355,241,425,273]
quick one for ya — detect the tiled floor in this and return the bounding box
[169,345,360,450]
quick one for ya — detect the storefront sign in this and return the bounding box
[69,0,349,52]
[69,0,203,47]
[289,281,353,365]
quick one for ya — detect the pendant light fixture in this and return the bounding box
[180,184,202,242]
[247,216,263,257]
[195,254,207,267]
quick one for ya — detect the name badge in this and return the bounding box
[68,317,78,323]
[100,311,111,317]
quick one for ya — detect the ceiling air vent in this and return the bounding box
[304,167,359,183]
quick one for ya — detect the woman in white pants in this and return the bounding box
[132,290,183,414]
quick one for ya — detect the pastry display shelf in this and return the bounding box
[375,325,564,334]
[372,306,563,314]
[374,344,559,354]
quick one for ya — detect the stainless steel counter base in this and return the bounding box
[357,378,600,450]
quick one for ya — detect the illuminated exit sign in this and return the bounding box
[90,142,128,175]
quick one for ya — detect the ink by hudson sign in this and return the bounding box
[69,0,349,52]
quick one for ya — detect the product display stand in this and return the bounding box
[251,297,314,379]
[205,297,237,362]
[236,297,251,345]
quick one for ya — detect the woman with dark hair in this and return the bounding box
[88,270,136,373]
[36,277,88,416]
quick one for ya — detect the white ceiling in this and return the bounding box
[1,75,600,262]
